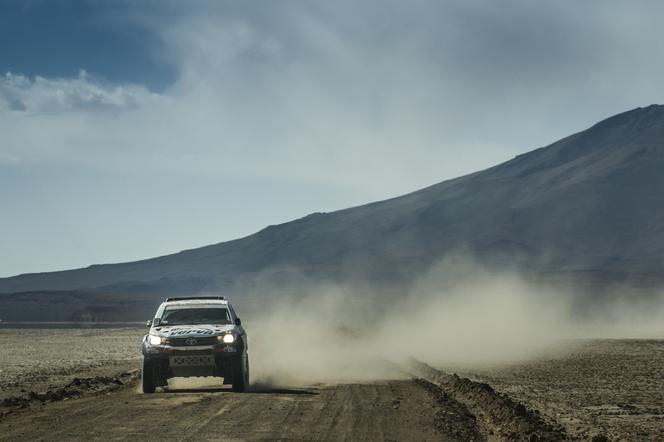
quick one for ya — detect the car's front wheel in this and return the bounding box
[141,358,156,394]
[232,353,249,392]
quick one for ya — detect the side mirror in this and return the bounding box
[146,319,152,328]
[236,317,242,326]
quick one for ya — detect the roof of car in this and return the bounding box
[162,296,229,306]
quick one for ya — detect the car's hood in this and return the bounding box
[150,324,234,338]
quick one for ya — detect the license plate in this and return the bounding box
[170,355,215,367]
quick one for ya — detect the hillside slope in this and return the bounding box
[2,105,664,301]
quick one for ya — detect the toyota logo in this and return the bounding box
[185,337,197,346]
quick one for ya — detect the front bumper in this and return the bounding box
[142,342,242,381]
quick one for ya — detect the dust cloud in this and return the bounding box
[241,260,664,388]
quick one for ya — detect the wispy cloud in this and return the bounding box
[0,70,157,114]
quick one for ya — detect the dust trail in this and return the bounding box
[167,377,226,390]
[237,260,664,388]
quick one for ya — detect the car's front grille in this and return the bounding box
[168,336,218,347]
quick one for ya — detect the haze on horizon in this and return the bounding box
[2,0,664,277]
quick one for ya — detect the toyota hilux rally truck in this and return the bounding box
[141,296,249,393]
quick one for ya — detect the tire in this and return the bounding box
[232,353,249,392]
[141,359,156,394]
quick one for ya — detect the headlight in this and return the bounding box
[219,333,235,344]
[148,335,164,346]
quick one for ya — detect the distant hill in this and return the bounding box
[2,105,664,320]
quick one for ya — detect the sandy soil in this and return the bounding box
[0,328,143,400]
[471,339,664,441]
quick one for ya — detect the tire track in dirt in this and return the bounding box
[411,360,569,441]
[0,377,481,441]
[0,360,571,441]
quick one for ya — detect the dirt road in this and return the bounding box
[5,331,657,440]
[0,379,482,441]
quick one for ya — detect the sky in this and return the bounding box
[2,0,664,277]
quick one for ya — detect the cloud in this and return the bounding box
[4,1,664,185]
[0,70,157,114]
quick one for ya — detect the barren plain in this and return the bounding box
[1,328,663,441]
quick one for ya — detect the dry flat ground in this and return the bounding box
[1,329,663,441]
[0,328,144,400]
[472,340,664,441]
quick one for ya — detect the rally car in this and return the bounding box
[140,296,249,393]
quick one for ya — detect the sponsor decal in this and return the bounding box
[169,328,214,336]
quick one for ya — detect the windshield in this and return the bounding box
[160,306,231,325]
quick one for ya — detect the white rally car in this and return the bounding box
[140,296,249,393]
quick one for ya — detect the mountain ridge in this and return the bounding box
[2,104,664,303]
